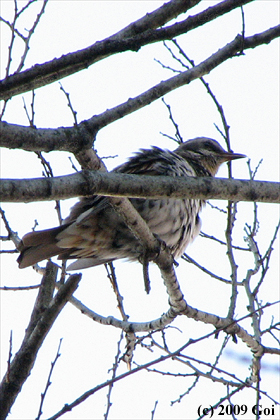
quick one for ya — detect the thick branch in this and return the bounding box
[0,272,81,420]
[1,171,279,203]
[0,0,255,100]
[0,121,95,153]
[1,25,279,153]
[113,0,201,39]
[0,0,199,100]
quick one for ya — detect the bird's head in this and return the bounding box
[175,137,246,176]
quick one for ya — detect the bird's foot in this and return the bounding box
[139,237,168,294]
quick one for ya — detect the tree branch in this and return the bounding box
[0,0,255,100]
[0,271,81,420]
[1,171,279,204]
[1,25,279,153]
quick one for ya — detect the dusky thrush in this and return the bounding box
[17,137,245,270]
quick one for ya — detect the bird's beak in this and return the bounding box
[222,151,246,161]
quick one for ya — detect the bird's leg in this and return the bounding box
[142,255,151,294]
[139,235,167,294]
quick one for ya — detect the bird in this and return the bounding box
[17,137,245,271]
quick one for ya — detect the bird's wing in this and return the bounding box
[65,147,193,226]
[64,195,110,225]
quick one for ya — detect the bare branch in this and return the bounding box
[170,39,231,142]
[1,171,279,204]
[0,0,257,100]
[105,263,128,322]
[0,284,40,291]
[161,98,183,143]
[0,206,20,247]
[225,202,239,320]
[105,263,136,367]
[35,338,63,420]
[46,313,276,420]
[104,332,123,420]
[0,270,81,419]
[16,0,49,73]
[263,347,280,356]
[59,83,78,126]
[146,349,243,388]
[199,231,249,251]
[45,327,244,420]
[1,25,279,153]
[67,292,177,332]
[182,253,236,284]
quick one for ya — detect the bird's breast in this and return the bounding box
[131,197,203,259]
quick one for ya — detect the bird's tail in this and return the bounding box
[17,225,69,269]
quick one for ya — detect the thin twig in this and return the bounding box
[59,82,78,126]
[104,332,124,420]
[35,338,63,420]
[161,97,183,143]
[182,254,238,285]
